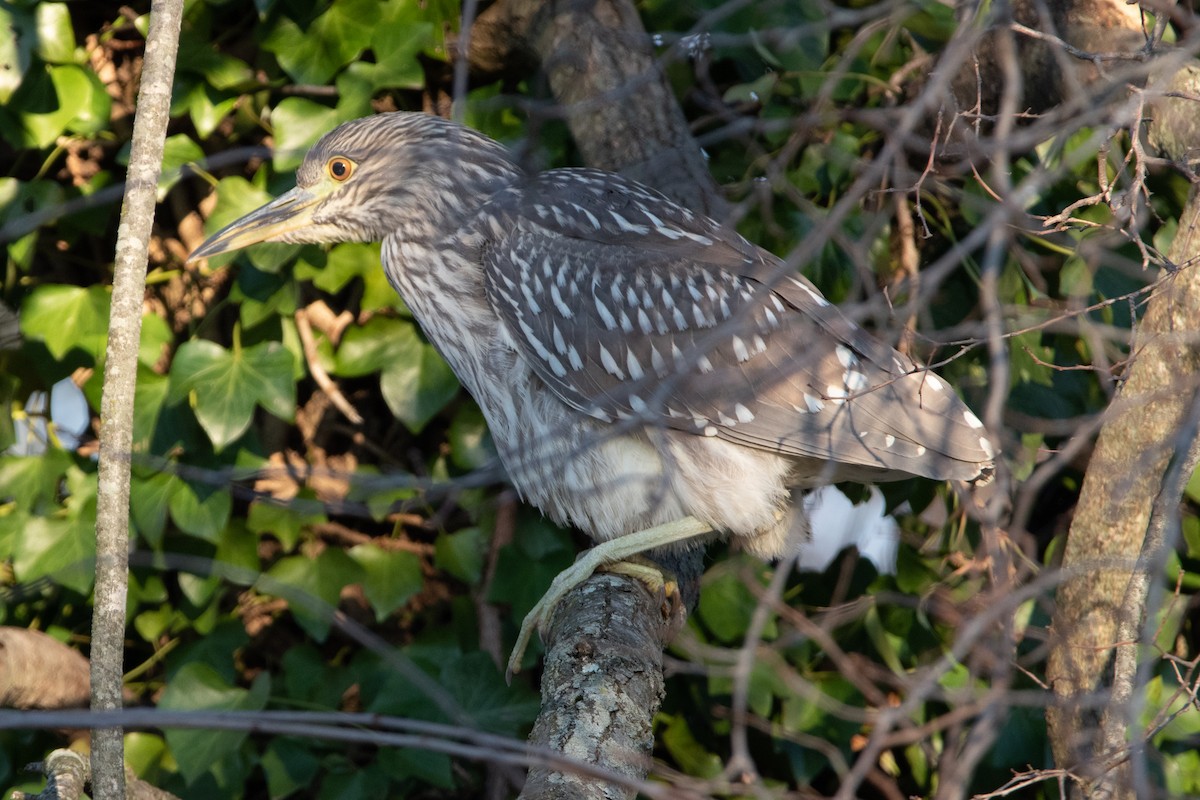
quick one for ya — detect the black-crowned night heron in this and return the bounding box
[192,112,995,677]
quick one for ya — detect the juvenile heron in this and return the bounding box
[192,112,995,676]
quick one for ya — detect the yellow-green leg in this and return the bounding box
[507,515,713,680]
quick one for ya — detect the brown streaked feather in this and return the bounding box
[479,169,993,483]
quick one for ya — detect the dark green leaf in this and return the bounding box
[378,747,453,788]
[271,97,345,172]
[660,714,723,779]
[334,316,409,376]
[261,549,365,640]
[262,738,320,799]
[696,562,775,644]
[12,511,96,595]
[442,651,539,736]
[434,526,486,585]
[295,242,396,311]
[15,64,110,147]
[379,338,460,433]
[247,497,326,552]
[201,176,300,273]
[349,544,423,620]
[156,134,205,200]
[347,14,429,90]
[130,470,174,548]
[448,403,496,471]
[159,664,270,784]
[168,478,232,543]
[0,448,72,510]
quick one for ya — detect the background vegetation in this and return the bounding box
[1,0,1198,797]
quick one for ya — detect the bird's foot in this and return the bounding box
[599,556,682,623]
[505,516,713,682]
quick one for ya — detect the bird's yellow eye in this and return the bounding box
[327,157,355,182]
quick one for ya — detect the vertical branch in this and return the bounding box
[470,0,729,219]
[91,1,184,796]
[1046,185,1200,796]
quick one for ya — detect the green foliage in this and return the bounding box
[1,0,1197,797]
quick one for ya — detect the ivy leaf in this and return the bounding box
[344,14,430,91]
[34,3,76,64]
[15,64,109,147]
[436,527,488,585]
[246,496,327,552]
[131,366,170,456]
[171,81,239,140]
[261,550,365,640]
[168,477,232,543]
[130,470,174,548]
[168,339,296,451]
[19,284,110,362]
[294,243,398,311]
[379,328,460,433]
[334,317,409,376]
[11,466,97,596]
[271,97,345,172]
[441,652,539,736]
[349,544,423,621]
[0,449,73,511]
[261,738,321,799]
[660,714,724,780]
[13,514,96,595]
[155,133,205,200]
[697,563,776,644]
[0,4,33,103]
[159,664,270,785]
[262,0,381,85]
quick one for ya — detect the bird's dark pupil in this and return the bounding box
[332,160,347,177]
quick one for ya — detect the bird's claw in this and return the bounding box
[504,556,682,683]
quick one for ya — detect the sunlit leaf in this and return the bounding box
[19,284,110,362]
[262,0,382,85]
[168,339,296,451]
[0,4,33,103]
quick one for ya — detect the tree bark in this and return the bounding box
[468,0,729,220]
[1046,157,1200,800]
[519,574,684,800]
[91,0,184,796]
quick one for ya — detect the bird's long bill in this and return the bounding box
[188,186,319,262]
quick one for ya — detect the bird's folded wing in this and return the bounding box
[478,170,992,482]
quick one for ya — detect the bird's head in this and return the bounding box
[190,112,520,261]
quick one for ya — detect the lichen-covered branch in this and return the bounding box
[91,1,184,796]
[1047,178,1200,799]
[12,749,182,800]
[520,574,684,800]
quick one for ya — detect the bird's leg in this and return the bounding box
[507,515,713,680]
[600,556,676,597]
